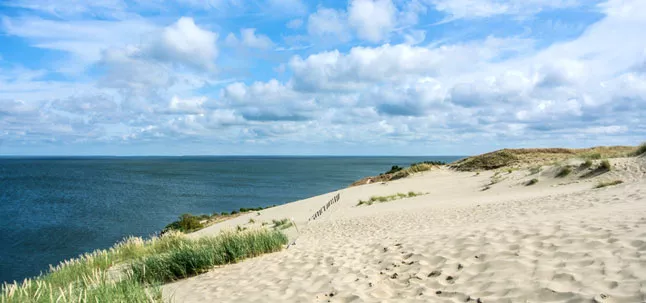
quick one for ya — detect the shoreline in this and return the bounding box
[4,146,645,302]
[165,149,646,302]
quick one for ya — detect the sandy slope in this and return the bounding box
[164,157,646,303]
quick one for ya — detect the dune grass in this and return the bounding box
[271,218,293,230]
[2,229,287,303]
[633,142,646,156]
[131,229,287,284]
[599,159,611,171]
[556,166,572,178]
[525,178,539,186]
[594,180,623,188]
[357,191,424,206]
[581,159,593,169]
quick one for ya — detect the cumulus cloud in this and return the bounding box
[225,28,274,49]
[307,7,351,41]
[146,17,218,70]
[2,0,645,154]
[348,0,397,42]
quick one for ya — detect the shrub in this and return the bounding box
[599,159,611,171]
[529,166,542,175]
[581,159,593,168]
[385,165,404,175]
[556,166,572,178]
[163,214,204,233]
[526,178,539,186]
[581,152,602,160]
[632,142,646,156]
[594,180,623,188]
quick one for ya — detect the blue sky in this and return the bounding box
[0,0,644,156]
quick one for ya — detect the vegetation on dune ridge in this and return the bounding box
[449,145,636,172]
[357,191,424,206]
[1,229,288,303]
[350,161,446,187]
[634,142,646,156]
[163,205,277,234]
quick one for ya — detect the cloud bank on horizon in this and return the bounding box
[0,0,644,155]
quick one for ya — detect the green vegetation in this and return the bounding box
[580,152,602,160]
[1,229,288,302]
[449,146,635,172]
[633,142,646,156]
[526,178,539,186]
[131,229,287,284]
[163,213,205,233]
[556,166,572,178]
[450,150,518,171]
[163,205,278,234]
[271,218,293,230]
[411,160,446,166]
[357,192,424,206]
[529,166,542,175]
[599,159,612,171]
[581,159,593,169]
[594,180,623,188]
[384,165,404,175]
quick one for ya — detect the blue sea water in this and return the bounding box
[0,156,463,283]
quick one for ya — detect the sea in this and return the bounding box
[0,156,463,283]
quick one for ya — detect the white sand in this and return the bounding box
[164,157,646,302]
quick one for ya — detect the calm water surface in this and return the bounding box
[0,156,463,283]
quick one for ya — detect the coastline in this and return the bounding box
[165,152,646,302]
[4,148,646,302]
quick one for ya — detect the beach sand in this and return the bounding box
[164,156,646,302]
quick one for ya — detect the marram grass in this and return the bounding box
[132,229,288,283]
[2,229,287,303]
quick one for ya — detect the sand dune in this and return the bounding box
[165,157,646,302]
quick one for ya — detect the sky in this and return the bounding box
[0,0,644,156]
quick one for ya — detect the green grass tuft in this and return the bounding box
[594,180,623,188]
[131,229,287,284]
[526,178,539,186]
[581,159,593,169]
[633,142,646,156]
[599,159,611,171]
[556,166,572,178]
[357,192,424,206]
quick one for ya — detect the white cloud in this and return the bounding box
[348,0,397,42]
[307,7,350,41]
[146,17,218,70]
[166,96,207,115]
[225,28,274,49]
[430,0,582,20]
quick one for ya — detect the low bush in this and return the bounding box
[526,178,539,186]
[384,165,404,175]
[581,159,593,168]
[632,142,646,156]
[556,166,572,178]
[529,166,542,175]
[163,214,204,233]
[594,180,623,188]
[599,159,611,171]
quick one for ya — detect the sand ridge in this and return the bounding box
[165,157,646,302]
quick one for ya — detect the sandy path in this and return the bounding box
[164,158,646,303]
